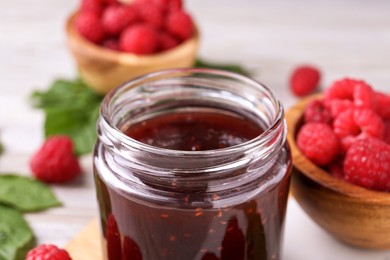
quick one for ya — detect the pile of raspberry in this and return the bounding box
[74,0,194,54]
[296,78,390,191]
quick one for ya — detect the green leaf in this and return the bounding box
[0,174,61,212]
[194,58,251,76]
[30,79,103,155]
[0,205,35,260]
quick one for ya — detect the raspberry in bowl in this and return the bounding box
[286,78,390,249]
[65,0,200,94]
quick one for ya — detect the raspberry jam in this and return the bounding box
[94,69,292,260]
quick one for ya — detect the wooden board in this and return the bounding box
[66,218,103,260]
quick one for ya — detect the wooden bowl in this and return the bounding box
[286,94,390,249]
[65,12,200,94]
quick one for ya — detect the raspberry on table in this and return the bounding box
[165,10,194,41]
[26,244,72,260]
[75,11,105,44]
[119,24,159,54]
[297,122,340,166]
[289,65,321,97]
[344,137,390,191]
[303,99,332,124]
[102,5,138,36]
[30,136,82,183]
[333,108,385,151]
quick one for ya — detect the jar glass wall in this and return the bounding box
[94,69,292,260]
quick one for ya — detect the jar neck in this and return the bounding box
[97,69,287,196]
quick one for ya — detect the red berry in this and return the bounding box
[165,10,194,41]
[376,92,390,120]
[152,0,182,11]
[106,214,122,260]
[303,99,332,124]
[159,32,179,51]
[289,65,321,97]
[325,98,354,118]
[80,0,104,15]
[103,0,119,5]
[327,160,345,180]
[102,38,120,51]
[30,136,81,183]
[74,12,105,44]
[119,24,159,54]
[344,138,390,191]
[325,78,375,110]
[297,123,340,166]
[102,5,138,36]
[384,120,390,144]
[26,244,72,260]
[333,108,385,151]
[136,3,164,29]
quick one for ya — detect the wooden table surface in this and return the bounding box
[1,0,389,259]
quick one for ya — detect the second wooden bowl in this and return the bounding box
[65,12,200,94]
[286,94,390,249]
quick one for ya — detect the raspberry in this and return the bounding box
[384,120,390,144]
[297,122,340,166]
[81,0,104,15]
[30,136,81,183]
[159,32,179,51]
[325,98,354,118]
[324,78,375,110]
[106,214,122,260]
[102,38,120,51]
[344,138,390,191]
[303,99,332,124]
[289,65,321,97]
[119,24,159,54]
[152,0,182,11]
[327,160,345,180]
[136,3,164,29]
[165,10,194,41]
[26,244,72,260]
[333,108,385,151]
[74,12,105,44]
[102,5,138,36]
[376,92,390,120]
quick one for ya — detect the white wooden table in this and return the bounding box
[1,0,389,259]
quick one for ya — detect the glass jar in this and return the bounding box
[94,68,291,260]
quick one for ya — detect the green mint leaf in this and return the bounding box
[0,205,35,260]
[31,79,103,155]
[194,58,251,76]
[0,174,61,213]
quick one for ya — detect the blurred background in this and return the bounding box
[0,0,389,259]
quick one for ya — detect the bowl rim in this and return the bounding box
[286,94,390,205]
[65,11,200,64]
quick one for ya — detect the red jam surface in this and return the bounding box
[95,111,291,260]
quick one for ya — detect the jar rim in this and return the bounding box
[100,68,285,157]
